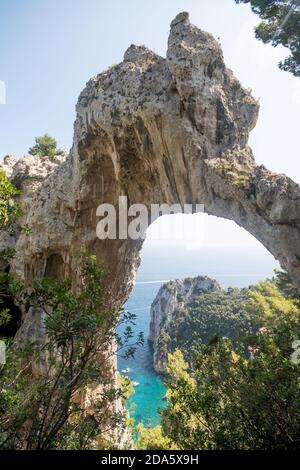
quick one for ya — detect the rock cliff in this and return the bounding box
[0,154,66,271]
[149,277,257,374]
[149,276,220,373]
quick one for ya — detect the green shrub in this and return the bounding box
[28,134,63,158]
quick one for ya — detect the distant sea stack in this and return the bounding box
[149,277,221,373]
[149,277,256,374]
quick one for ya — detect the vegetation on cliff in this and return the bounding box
[28,134,64,158]
[0,256,143,449]
[1,176,141,449]
[154,286,259,372]
[0,170,21,230]
[0,171,22,336]
[139,273,300,450]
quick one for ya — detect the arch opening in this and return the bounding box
[118,212,279,427]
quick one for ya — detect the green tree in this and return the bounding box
[28,134,64,158]
[117,373,135,404]
[0,256,143,449]
[235,0,300,76]
[161,280,300,449]
[136,424,176,450]
[0,169,21,229]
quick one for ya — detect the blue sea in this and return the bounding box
[117,245,279,428]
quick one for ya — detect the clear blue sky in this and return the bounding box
[0,0,299,249]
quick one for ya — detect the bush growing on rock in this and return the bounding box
[0,256,143,449]
[28,134,63,158]
[0,169,21,229]
[160,276,300,449]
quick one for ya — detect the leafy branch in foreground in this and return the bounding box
[0,256,143,449]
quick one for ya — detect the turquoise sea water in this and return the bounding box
[118,281,167,427]
[117,245,279,427]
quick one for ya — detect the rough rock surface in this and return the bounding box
[6,12,300,323]
[0,154,66,270]
[1,10,300,436]
[149,276,220,373]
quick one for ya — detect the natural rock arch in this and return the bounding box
[9,12,300,344]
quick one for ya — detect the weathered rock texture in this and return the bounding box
[149,276,220,373]
[1,10,300,392]
[0,154,66,271]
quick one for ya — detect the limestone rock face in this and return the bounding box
[149,277,220,373]
[0,154,67,344]
[0,154,66,270]
[1,11,299,379]
[0,155,17,177]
